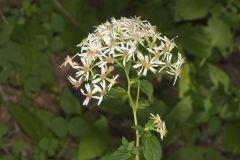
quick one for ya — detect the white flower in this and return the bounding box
[60,55,78,68]
[92,65,108,83]
[94,81,108,105]
[133,53,158,76]
[158,53,173,72]
[107,75,119,90]
[75,58,91,81]
[150,113,168,140]
[68,76,82,89]
[167,53,185,85]
[81,83,100,106]
[118,41,136,66]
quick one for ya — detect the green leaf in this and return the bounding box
[51,36,64,52]
[223,124,240,154]
[142,133,162,160]
[68,116,89,137]
[11,140,25,156]
[140,79,153,101]
[107,87,127,99]
[60,88,81,116]
[51,13,65,33]
[168,96,193,123]
[78,116,109,160]
[38,137,59,157]
[138,98,152,109]
[176,24,213,57]
[169,146,226,160]
[23,76,41,97]
[107,138,135,160]
[0,21,12,45]
[0,123,8,138]
[208,117,221,136]
[208,64,229,92]
[207,17,233,56]
[50,117,68,138]
[0,155,15,160]
[7,104,55,143]
[179,63,191,98]
[174,0,211,21]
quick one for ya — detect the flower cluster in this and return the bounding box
[61,17,184,106]
[150,113,168,140]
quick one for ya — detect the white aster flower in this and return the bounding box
[75,58,91,81]
[107,75,119,90]
[68,76,82,89]
[150,113,168,140]
[167,53,185,85]
[133,53,158,76]
[60,55,78,68]
[94,81,108,105]
[81,83,100,106]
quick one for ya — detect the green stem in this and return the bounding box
[125,70,140,160]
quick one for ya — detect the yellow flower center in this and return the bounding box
[144,63,151,70]
[162,128,168,136]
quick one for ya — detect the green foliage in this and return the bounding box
[140,79,153,102]
[7,104,55,143]
[77,116,109,160]
[208,64,230,92]
[169,96,193,123]
[142,133,162,160]
[107,138,136,160]
[169,146,226,160]
[174,0,211,21]
[223,124,240,154]
[60,88,81,116]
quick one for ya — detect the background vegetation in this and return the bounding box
[0,0,240,159]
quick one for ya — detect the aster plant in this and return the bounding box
[61,17,184,160]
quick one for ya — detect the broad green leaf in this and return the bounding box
[175,24,213,57]
[60,88,81,116]
[142,133,162,160]
[68,116,89,137]
[107,86,127,99]
[208,64,229,92]
[7,104,55,143]
[140,79,153,101]
[51,13,66,33]
[23,76,41,97]
[51,36,64,52]
[107,138,135,160]
[208,117,221,136]
[35,34,48,51]
[223,124,240,154]
[78,116,109,160]
[138,98,152,109]
[179,63,191,98]
[174,0,211,21]
[168,96,193,123]
[207,17,233,56]
[50,117,68,138]
[0,123,8,137]
[182,126,201,145]
[0,41,21,67]
[0,21,11,45]
[169,146,226,160]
